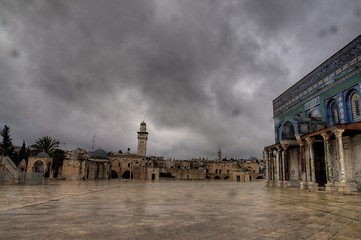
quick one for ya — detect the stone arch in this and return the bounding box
[33,160,45,173]
[278,118,300,142]
[214,176,221,180]
[281,121,296,140]
[275,124,282,143]
[122,171,133,179]
[111,170,119,179]
[224,176,230,180]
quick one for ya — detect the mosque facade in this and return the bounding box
[264,35,361,193]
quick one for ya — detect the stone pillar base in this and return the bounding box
[337,182,351,193]
[308,182,319,191]
[276,181,283,187]
[270,181,277,187]
[265,181,271,187]
[283,181,289,188]
[300,182,308,190]
[325,183,337,192]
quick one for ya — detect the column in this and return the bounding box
[276,146,282,187]
[321,132,337,192]
[281,144,289,187]
[306,137,318,191]
[264,149,270,187]
[270,149,276,187]
[298,139,307,190]
[333,129,351,193]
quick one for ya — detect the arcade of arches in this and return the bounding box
[264,123,361,193]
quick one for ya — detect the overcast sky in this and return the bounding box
[0,0,360,160]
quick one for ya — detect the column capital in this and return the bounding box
[321,132,331,141]
[332,128,345,138]
[281,144,289,151]
[297,139,304,147]
[267,149,273,156]
[264,149,269,157]
[305,137,314,144]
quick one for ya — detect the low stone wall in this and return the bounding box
[25,173,44,185]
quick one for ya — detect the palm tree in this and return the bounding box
[31,136,59,155]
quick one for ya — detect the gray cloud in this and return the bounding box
[1,0,360,159]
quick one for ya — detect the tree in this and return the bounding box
[31,136,59,155]
[0,125,14,157]
[52,149,65,178]
[17,140,30,164]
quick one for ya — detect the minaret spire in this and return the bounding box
[137,121,148,157]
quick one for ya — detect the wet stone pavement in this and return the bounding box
[0,180,360,240]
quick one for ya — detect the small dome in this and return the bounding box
[91,148,108,159]
[140,121,146,125]
[36,152,50,158]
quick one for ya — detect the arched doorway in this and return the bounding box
[224,176,230,180]
[122,171,133,179]
[45,162,51,178]
[111,170,119,179]
[314,142,327,187]
[33,160,44,173]
[214,176,221,180]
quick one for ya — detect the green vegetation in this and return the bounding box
[0,125,14,157]
[31,136,59,155]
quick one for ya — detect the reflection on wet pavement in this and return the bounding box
[0,180,360,239]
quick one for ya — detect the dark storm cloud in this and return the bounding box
[1,0,360,159]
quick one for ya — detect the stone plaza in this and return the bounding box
[0,180,360,240]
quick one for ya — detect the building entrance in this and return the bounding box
[314,142,327,187]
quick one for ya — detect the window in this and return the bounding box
[215,169,218,173]
[281,121,295,140]
[329,101,339,125]
[351,92,361,122]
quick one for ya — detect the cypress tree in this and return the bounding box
[0,125,14,157]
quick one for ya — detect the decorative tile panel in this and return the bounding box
[273,35,361,117]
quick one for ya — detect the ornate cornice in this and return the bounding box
[273,35,361,117]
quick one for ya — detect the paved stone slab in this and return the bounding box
[0,181,360,239]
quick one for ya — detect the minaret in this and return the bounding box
[217,148,222,161]
[137,121,148,157]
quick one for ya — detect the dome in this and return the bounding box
[140,121,146,126]
[91,148,108,159]
[36,152,50,158]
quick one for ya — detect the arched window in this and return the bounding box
[329,101,339,125]
[281,121,295,140]
[350,92,361,122]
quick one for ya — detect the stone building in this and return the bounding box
[156,158,262,181]
[61,121,159,181]
[26,152,53,178]
[264,35,361,193]
[59,121,263,182]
